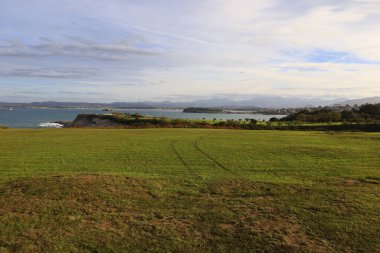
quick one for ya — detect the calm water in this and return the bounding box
[0,108,284,128]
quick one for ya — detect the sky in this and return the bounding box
[1,0,380,102]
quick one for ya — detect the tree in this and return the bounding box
[132,113,142,119]
[269,117,279,122]
[359,103,380,119]
[249,119,257,125]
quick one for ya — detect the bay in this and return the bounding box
[0,108,284,128]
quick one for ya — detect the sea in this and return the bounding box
[0,108,284,128]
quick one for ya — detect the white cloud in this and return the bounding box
[0,0,379,101]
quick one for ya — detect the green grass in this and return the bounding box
[0,129,379,252]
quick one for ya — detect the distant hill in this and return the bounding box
[1,96,379,109]
[339,97,380,106]
[185,96,342,108]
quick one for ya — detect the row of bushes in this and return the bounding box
[278,103,380,123]
[67,114,380,132]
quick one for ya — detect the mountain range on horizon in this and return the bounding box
[1,96,379,109]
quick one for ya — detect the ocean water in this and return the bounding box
[0,108,284,128]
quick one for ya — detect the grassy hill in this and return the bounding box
[0,129,379,252]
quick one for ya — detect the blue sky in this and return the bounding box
[1,0,380,102]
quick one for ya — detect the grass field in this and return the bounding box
[0,129,379,252]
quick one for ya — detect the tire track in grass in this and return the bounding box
[170,139,202,180]
[193,137,236,176]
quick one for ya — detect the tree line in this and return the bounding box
[270,103,380,123]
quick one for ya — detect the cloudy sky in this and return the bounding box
[1,0,380,102]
